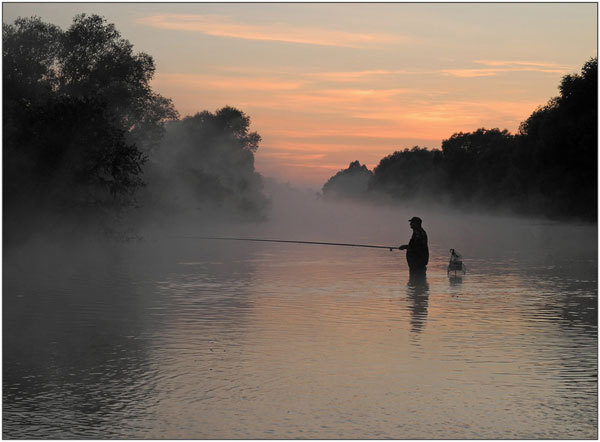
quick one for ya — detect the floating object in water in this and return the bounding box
[447,248,466,275]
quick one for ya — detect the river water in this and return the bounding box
[3,206,598,439]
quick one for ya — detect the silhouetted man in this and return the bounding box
[399,217,429,273]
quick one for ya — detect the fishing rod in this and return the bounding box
[178,236,401,251]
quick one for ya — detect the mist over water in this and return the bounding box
[3,183,597,439]
[2,9,597,439]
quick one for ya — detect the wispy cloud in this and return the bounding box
[474,60,573,69]
[442,60,573,78]
[306,69,431,82]
[153,72,424,113]
[137,14,411,48]
[354,100,539,123]
[259,151,326,161]
[153,73,303,91]
[440,68,500,78]
[278,162,343,170]
[273,88,421,110]
[217,66,434,82]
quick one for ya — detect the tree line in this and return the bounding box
[322,58,597,221]
[4,14,596,247]
[3,15,268,243]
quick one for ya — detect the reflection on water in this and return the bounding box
[449,274,463,287]
[407,271,429,334]
[3,224,598,439]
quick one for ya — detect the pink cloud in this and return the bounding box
[153,73,303,91]
[442,60,573,78]
[137,14,410,48]
[473,59,573,69]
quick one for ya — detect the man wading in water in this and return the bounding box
[399,217,429,273]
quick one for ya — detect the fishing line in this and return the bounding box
[174,236,401,251]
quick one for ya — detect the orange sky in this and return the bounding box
[4,3,598,188]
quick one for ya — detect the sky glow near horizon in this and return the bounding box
[3,3,597,188]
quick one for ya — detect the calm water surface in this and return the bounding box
[3,220,597,438]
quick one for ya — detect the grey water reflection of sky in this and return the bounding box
[3,213,597,438]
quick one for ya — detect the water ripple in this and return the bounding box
[3,238,597,439]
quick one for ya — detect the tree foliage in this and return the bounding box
[322,160,373,199]
[369,147,440,200]
[325,58,597,221]
[145,106,269,219]
[58,14,178,151]
[3,14,178,237]
[4,15,270,242]
[6,97,146,209]
[3,17,61,106]
[517,58,597,219]
[439,129,517,206]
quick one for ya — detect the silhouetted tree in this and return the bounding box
[3,14,178,239]
[322,160,373,199]
[2,17,61,108]
[518,57,597,219]
[324,58,596,221]
[440,128,517,206]
[145,106,269,219]
[15,97,145,206]
[58,14,178,151]
[369,147,439,199]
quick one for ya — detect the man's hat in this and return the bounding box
[408,216,422,224]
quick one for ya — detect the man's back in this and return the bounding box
[407,226,429,270]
